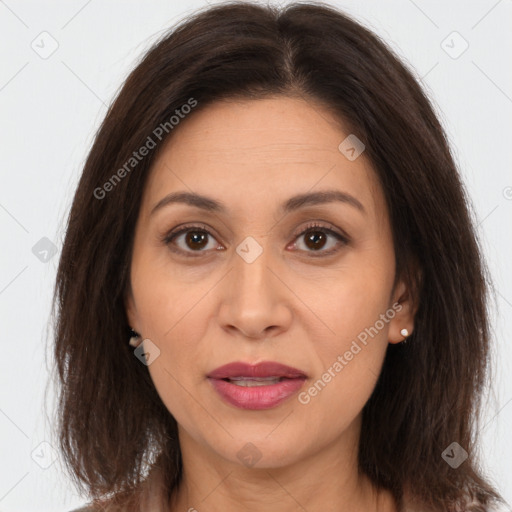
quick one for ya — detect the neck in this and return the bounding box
[168,421,396,512]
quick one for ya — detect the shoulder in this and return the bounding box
[67,465,169,512]
[68,503,121,512]
[68,500,117,512]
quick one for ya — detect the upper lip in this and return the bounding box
[207,361,308,379]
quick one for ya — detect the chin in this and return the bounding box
[210,433,310,470]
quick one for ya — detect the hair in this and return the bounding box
[50,1,506,511]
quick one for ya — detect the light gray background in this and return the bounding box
[0,0,511,510]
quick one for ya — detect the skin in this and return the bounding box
[125,95,416,512]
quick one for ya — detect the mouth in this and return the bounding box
[207,361,307,410]
[220,376,293,387]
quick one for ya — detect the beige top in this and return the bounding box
[71,466,511,512]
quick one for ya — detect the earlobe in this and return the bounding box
[129,329,143,348]
[125,293,143,347]
[388,279,417,345]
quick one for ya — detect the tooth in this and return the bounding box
[229,377,282,381]
[229,378,281,387]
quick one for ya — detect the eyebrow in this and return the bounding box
[150,189,366,217]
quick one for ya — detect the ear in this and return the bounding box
[124,284,139,333]
[387,275,419,345]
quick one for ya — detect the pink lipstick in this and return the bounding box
[207,361,307,410]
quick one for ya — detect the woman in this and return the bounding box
[52,2,509,511]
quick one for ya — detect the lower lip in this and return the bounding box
[208,377,306,410]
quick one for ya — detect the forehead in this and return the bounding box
[157,95,350,162]
[141,96,385,220]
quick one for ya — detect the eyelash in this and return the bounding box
[162,222,349,258]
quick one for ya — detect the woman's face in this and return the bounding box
[125,95,414,469]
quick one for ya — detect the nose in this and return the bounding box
[217,239,293,340]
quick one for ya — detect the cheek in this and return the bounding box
[297,344,385,443]
[133,270,222,390]
[131,246,213,340]
[146,359,211,444]
[295,263,393,411]
[297,255,393,346]
[129,268,206,412]
[142,309,210,430]
[296,294,390,434]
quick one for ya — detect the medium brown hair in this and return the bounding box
[50,1,505,510]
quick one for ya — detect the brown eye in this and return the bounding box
[163,222,349,258]
[292,223,349,256]
[303,230,328,250]
[183,230,210,250]
[164,224,221,255]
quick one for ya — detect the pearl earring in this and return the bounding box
[400,328,409,337]
[129,328,143,348]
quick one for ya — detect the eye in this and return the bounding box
[163,223,221,256]
[290,222,349,257]
[162,221,349,257]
